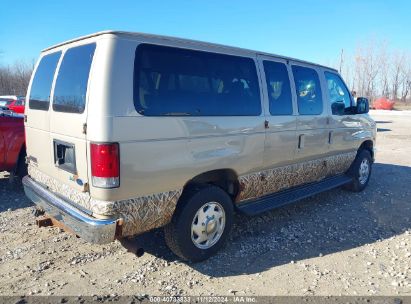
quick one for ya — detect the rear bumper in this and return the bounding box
[23,176,119,244]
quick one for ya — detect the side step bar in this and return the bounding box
[237,175,352,216]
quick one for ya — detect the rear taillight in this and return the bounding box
[90,143,120,188]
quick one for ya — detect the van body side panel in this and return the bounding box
[113,116,264,200]
[328,114,375,153]
[237,151,356,202]
[320,68,376,155]
[186,116,265,178]
[295,115,330,160]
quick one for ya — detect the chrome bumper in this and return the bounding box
[23,176,118,244]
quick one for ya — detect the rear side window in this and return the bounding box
[29,52,61,111]
[134,44,261,116]
[53,43,96,114]
[292,65,323,115]
[263,61,293,115]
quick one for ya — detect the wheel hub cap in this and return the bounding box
[205,218,217,235]
[191,202,226,249]
[359,159,370,185]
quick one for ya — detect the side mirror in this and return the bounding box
[331,101,345,115]
[356,97,369,114]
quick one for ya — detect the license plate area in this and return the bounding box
[53,139,77,174]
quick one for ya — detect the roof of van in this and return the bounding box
[42,30,337,72]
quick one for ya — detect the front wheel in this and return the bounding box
[164,185,234,262]
[344,149,372,192]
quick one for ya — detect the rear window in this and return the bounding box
[134,44,261,116]
[53,43,96,114]
[29,52,61,111]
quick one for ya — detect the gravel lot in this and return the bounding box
[0,110,410,297]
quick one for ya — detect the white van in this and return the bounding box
[23,31,376,261]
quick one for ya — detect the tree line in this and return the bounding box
[338,40,411,103]
[0,61,33,96]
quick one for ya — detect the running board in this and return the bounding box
[237,175,352,216]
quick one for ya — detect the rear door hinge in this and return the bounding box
[82,123,87,134]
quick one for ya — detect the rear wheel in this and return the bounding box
[164,185,234,262]
[15,150,28,178]
[9,149,27,186]
[344,149,372,192]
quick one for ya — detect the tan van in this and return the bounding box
[23,31,376,261]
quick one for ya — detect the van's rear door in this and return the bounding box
[26,51,61,182]
[26,42,96,195]
[48,43,96,192]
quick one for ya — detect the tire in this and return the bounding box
[164,184,234,262]
[344,149,372,192]
[15,150,28,178]
[8,150,27,187]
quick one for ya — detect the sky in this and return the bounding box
[1,0,410,67]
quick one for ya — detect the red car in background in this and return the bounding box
[0,95,26,114]
[0,109,26,178]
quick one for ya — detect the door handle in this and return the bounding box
[298,134,305,149]
[328,131,334,144]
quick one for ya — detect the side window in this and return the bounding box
[29,52,61,111]
[53,43,96,114]
[292,65,323,115]
[263,61,293,115]
[134,44,261,116]
[324,71,352,115]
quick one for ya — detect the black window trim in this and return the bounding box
[291,64,324,116]
[133,43,263,117]
[324,70,354,115]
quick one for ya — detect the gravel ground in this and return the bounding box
[0,110,410,297]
